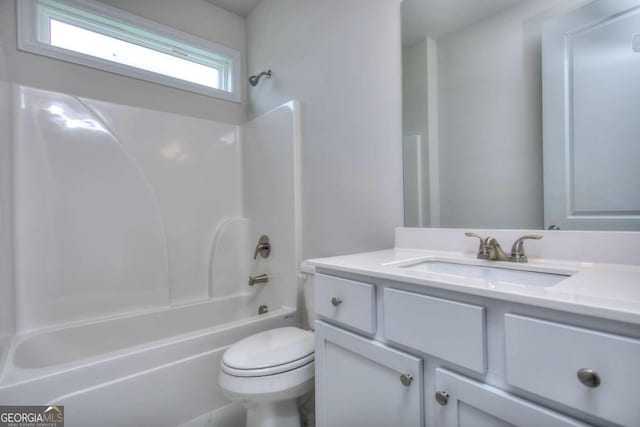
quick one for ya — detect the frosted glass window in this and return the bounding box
[18,0,241,102]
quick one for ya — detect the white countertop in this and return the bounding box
[307,248,640,325]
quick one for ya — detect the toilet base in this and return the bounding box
[245,399,300,427]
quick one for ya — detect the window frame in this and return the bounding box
[18,0,242,102]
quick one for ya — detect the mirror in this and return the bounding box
[401,0,640,231]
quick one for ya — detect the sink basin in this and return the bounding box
[401,260,571,287]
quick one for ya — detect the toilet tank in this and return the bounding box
[300,262,315,330]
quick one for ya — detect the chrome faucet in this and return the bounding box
[466,233,543,263]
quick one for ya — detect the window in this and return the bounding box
[18,0,241,102]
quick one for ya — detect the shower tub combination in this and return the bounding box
[0,85,302,426]
[0,295,296,426]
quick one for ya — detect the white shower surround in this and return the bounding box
[0,84,302,426]
[14,86,244,330]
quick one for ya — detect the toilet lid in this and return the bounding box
[222,327,314,375]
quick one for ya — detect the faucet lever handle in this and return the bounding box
[253,235,271,260]
[465,232,490,259]
[509,235,543,263]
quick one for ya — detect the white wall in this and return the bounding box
[436,0,589,229]
[0,0,246,123]
[403,39,429,149]
[402,38,430,227]
[246,0,404,259]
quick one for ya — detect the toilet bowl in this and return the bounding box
[218,266,316,427]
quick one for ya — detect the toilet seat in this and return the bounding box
[222,352,314,377]
[221,327,314,378]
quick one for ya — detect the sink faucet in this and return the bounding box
[484,237,509,261]
[466,233,543,263]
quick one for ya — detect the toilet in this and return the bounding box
[218,267,316,427]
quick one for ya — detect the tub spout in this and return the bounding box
[248,274,269,286]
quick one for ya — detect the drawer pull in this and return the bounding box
[435,390,450,406]
[400,373,413,387]
[577,368,601,388]
[331,296,342,307]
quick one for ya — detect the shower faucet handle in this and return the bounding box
[253,235,271,260]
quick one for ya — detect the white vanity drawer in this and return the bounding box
[383,288,486,373]
[505,314,640,426]
[435,368,588,427]
[315,274,375,335]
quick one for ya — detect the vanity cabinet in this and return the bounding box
[315,321,423,427]
[434,369,587,427]
[505,314,640,426]
[384,288,486,373]
[315,272,640,427]
[315,274,376,335]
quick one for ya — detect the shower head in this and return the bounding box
[248,70,272,86]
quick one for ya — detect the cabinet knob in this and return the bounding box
[400,373,413,387]
[577,368,601,388]
[331,297,342,307]
[435,391,450,406]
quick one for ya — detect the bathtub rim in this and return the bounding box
[15,291,257,338]
[1,299,296,387]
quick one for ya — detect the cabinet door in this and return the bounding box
[434,369,588,427]
[315,321,423,427]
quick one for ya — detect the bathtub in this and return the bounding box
[0,295,297,426]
